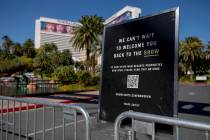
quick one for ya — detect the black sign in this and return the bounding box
[99,8,179,122]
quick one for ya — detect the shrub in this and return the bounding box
[89,75,100,86]
[179,75,195,83]
[77,72,100,86]
[0,59,20,73]
[53,66,77,83]
[79,72,92,86]
[18,56,33,71]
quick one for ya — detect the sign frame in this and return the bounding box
[99,7,179,121]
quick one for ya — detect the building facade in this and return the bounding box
[105,6,141,25]
[35,17,86,61]
[35,6,141,62]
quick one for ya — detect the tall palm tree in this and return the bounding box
[23,39,36,58]
[2,35,13,52]
[13,43,23,56]
[89,35,102,73]
[71,15,104,62]
[179,37,204,80]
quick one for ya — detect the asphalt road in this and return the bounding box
[0,83,210,140]
[1,106,96,140]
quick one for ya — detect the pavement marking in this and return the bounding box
[0,92,97,114]
[189,92,195,96]
[27,117,95,136]
[202,106,210,112]
[181,104,194,109]
[0,128,33,140]
[0,104,43,113]
[179,101,210,116]
[0,99,75,113]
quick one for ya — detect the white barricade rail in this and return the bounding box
[114,111,210,140]
[0,96,91,140]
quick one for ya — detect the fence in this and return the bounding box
[114,111,210,140]
[0,95,91,140]
[0,80,60,96]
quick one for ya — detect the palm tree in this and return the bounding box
[42,43,58,53]
[89,35,102,73]
[2,35,13,52]
[179,37,204,80]
[71,15,104,63]
[13,43,23,56]
[178,51,187,78]
[23,39,36,58]
[204,42,210,60]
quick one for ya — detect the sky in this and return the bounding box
[0,0,209,45]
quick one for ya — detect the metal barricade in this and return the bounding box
[114,111,210,140]
[0,80,60,96]
[0,96,91,140]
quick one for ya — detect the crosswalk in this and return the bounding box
[178,101,210,116]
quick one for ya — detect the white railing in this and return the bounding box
[114,111,210,140]
[0,96,91,140]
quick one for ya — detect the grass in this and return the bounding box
[59,83,99,92]
[179,75,195,83]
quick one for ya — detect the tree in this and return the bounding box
[75,61,85,71]
[12,43,23,56]
[71,15,104,63]
[0,58,20,74]
[33,43,70,78]
[51,51,62,66]
[42,43,58,53]
[2,35,13,52]
[60,49,74,66]
[89,35,102,73]
[201,42,210,73]
[23,39,36,58]
[204,41,210,60]
[0,49,15,60]
[53,66,77,82]
[179,37,204,80]
[42,43,60,69]
[18,56,33,71]
[33,48,53,78]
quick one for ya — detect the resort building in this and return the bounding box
[35,17,86,61]
[35,6,141,62]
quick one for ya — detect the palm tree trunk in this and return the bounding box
[86,48,91,72]
[189,65,193,81]
[92,54,97,74]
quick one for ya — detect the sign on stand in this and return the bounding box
[99,8,179,122]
